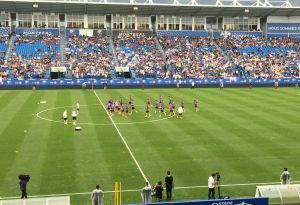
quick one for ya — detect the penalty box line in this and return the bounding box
[93,90,149,183]
[2,180,300,199]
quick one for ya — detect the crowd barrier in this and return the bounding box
[0,78,299,89]
[129,197,268,205]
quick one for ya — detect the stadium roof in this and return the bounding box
[1,0,300,16]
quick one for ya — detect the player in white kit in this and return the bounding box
[63,109,68,125]
[76,102,80,114]
[72,110,77,125]
[177,106,183,119]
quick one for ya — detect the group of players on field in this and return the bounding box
[62,96,199,124]
[106,95,199,119]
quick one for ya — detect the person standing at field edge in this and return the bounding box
[208,173,216,199]
[141,181,152,204]
[19,178,27,199]
[91,185,104,205]
[280,168,291,184]
[165,171,174,201]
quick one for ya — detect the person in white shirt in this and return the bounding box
[280,168,291,184]
[141,182,152,204]
[177,106,183,119]
[72,110,77,125]
[91,185,104,205]
[208,173,216,199]
[76,102,80,114]
[62,109,68,125]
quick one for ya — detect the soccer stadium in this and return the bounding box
[0,0,299,204]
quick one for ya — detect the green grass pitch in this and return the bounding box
[0,88,299,205]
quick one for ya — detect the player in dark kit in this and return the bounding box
[125,103,129,118]
[119,97,123,106]
[168,96,172,105]
[121,104,125,118]
[169,101,175,116]
[107,100,111,112]
[194,99,199,112]
[110,102,115,116]
[154,100,159,114]
[145,103,151,117]
[159,95,163,104]
[130,99,137,115]
[129,95,133,105]
[180,100,185,112]
[159,101,166,117]
[116,100,121,114]
[146,97,151,106]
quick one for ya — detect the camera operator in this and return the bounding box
[19,178,27,199]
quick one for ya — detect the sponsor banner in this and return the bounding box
[290,34,300,38]
[266,33,289,38]
[0,27,10,35]
[51,67,67,72]
[130,197,268,205]
[0,78,299,87]
[113,30,153,36]
[66,29,80,36]
[157,31,208,37]
[213,31,263,38]
[267,23,300,34]
[16,28,59,35]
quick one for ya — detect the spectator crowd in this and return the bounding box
[0,33,299,80]
[65,34,115,79]
[114,32,165,78]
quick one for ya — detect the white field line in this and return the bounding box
[93,90,149,183]
[2,180,300,200]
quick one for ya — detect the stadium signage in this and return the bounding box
[16,28,59,35]
[267,23,300,34]
[157,31,208,37]
[1,78,299,88]
[133,197,268,205]
[213,31,263,38]
[267,23,300,38]
[211,202,233,205]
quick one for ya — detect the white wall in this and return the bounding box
[267,16,300,23]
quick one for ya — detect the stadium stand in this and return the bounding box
[6,34,60,80]
[2,33,299,80]
[158,35,233,79]
[65,34,115,79]
[113,32,165,78]
[216,36,300,78]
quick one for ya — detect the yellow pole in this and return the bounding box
[114,182,118,205]
[119,182,122,205]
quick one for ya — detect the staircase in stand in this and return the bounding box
[5,34,15,62]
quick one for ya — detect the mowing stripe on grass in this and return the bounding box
[2,180,300,199]
[93,90,149,183]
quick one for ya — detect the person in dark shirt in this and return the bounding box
[165,171,174,201]
[19,179,27,199]
[153,181,164,202]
